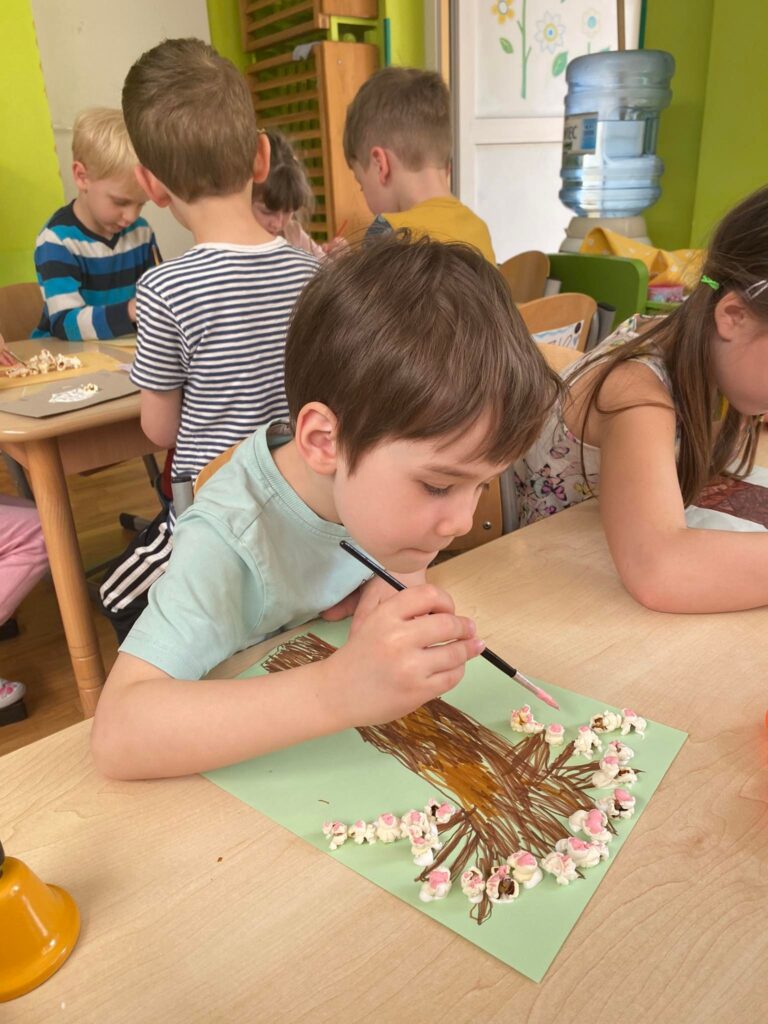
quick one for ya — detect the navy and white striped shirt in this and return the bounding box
[33,201,156,340]
[130,239,318,481]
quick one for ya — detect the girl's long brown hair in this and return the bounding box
[576,186,768,505]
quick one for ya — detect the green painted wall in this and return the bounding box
[207,0,250,71]
[0,0,64,287]
[381,0,425,68]
[644,0,713,250]
[690,0,768,246]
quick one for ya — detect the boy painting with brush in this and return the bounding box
[92,234,560,781]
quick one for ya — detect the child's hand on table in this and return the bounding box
[318,584,484,728]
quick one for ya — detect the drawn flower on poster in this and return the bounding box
[582,7,601,38]
[535,10,565,53]
[491,0,515,24]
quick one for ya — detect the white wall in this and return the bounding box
[30,0,211,259]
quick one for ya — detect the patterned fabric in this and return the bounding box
[513,316,672,526]
[33,201,156,340]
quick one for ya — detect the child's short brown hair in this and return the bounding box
[343,67,452,171]
[252,130,314,215]
[122,38,259,203]
[285,233,561,471]
[72,108,138,181]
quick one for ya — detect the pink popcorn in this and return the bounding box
[589,710,623,733]
[400,809,429,838]
[595,788,636,820]
[374,813,401,843]
[460,867,486,904]
[509,704,545,734]
[568,807,612,843]
[507,850,543,889]
[419,868,452,902]
[573,725,603,756]
[621,708,647,737]
[347,819,376,845]
[486,864,520,903]
[544,723,565,746]
[554,836,606,868]
[322,820,348,851]
[603,739,635,764]
[541,851,579,886]
[425,798,456,825]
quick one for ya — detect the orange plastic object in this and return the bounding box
[0,856,80,1001]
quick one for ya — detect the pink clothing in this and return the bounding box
[0,496,48,623]
[283,219,326,259]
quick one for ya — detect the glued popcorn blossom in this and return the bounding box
[509,704,545,734]
[590,710,623,733]
[419,868,452,902]
[568,807,612,843]
[574,724,603,757]
[621,708,647,737]
[322,820,348,850]
[507,850,543,889]
[541,851,579,886]
[486,864,520,903]
[460,867,487,904]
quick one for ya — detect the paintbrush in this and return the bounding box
[340,540,560,710]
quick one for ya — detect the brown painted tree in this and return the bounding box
[263,632,610,923]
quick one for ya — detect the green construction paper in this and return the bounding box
[205,620,687,982]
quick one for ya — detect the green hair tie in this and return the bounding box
[700,274,720,290]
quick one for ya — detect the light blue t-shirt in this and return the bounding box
[120,422,371,679]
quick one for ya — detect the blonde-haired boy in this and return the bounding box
[33,107,157,340]
[343,67,496,262]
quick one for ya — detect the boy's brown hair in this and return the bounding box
[343,67,452,171]
[122,38,259,203]
[285,233,562,471]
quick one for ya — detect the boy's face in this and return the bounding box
[333,415,509,573]
[351,156,390,217]
[73,163,147,238]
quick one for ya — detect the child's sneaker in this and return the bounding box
[0,679,27,725]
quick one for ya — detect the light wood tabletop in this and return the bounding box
[0,339,158,716]
[3,499,767,1023]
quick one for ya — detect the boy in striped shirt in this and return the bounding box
[98,38,318,640]
[33,107,157,340]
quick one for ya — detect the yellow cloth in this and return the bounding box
[580,226,704,291]
[383,196,497,264]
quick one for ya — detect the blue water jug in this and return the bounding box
[559,50,675,218]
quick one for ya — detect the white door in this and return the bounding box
[452,0,640,261]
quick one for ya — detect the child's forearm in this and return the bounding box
[51,300,135,341]
[91,657,344,780]
[609,524,768,613]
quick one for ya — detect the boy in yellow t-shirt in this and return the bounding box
[343,67,496,263]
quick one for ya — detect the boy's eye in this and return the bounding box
[422,482,451,497]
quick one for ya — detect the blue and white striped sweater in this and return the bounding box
[33,201,157,340]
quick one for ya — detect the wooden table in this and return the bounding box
[0,339,158,716]
[3,500,768,1022]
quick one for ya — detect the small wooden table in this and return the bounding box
[3,500,767,1021]
[0,339,158,716]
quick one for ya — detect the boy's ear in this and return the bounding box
[253,132,271,184]
[714,291,750,342]
[72,160,89,191]
[370,146,391,185]
[294,402,339,476]
[134,165,172,208]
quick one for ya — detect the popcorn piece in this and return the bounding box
[509,704,544,734]
[573,724,603,757]
[400,809,430,838]
[603,739,635,764]
[373,813,401,843]
[614,766,638,787]
[568,807,612,843]
[347,819,376,845]
[485,864,520,903]
[541,851,579,886]
[507,850,543,889]
[2,348,83,379]
[589,710,623,733]
[621,708,647,738]
[554,836,607,868]
[425,798,456,825]
[591,754,621,788]
[409,833,440,867]
[596,788,636,820]
[322,820,348,851]
[419,868,452,903]
[544,723,565,746]
[460,867,486,905]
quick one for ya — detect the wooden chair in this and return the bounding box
[537,342,583,375]
[518,293,598,352]
[194,443,242,495]
[498,251,550,304]
[547,252,649,329]
[0,283,42,341]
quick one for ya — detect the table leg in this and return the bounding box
[24,437,105,716]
